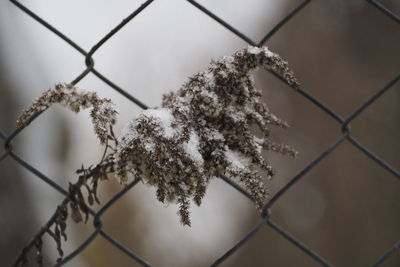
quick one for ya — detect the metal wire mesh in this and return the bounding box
[1,0,399,266]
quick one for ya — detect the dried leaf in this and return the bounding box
[70,203,82,223]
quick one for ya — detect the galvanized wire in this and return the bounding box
[2,0,399,266]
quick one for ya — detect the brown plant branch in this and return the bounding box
[12,153,115,267]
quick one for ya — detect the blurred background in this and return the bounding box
[0,0,399,266]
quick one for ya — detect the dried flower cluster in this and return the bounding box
[13,46,299,266]
[17,83,117,144]
[115,46,299,225]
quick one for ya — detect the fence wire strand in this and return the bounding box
[2,0,399,266]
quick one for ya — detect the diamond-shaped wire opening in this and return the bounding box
[13,0,151,50]
[350,81,400,171]
[96,177,263,266]
[216,224,326,266]
[271,142,400,266]
[189,0,308,43]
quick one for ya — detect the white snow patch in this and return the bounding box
[254,142,262,153]
[142,108,177,138]
[183,131,204,166]
[226,106,245,122]
[222,55,235,72]
[253,136,264,144]
[252,136,267,155]
[200,89,219,103]
[208,129,224,141]
[247,46,261,54]
[175,96,191,113]
[203,71,215,86]
[144,140,156,153]
[247,46,275,58]
[117,120,139,149]
[224,148,250,170]
[262,47,275,57]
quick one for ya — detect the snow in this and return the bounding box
[175,96,191,113]
[203,71,215,87]
[144,140,156,153]
[222,55,235,72]
[247,46,261,54]
[262,47,275,57]
[200,89,219,103]
[208,129,224,141]
[224,148,250,170]
[142,108,177,138]
[226,105,245,122]
[247,46,275,58]
[253,136,263,153]
[183,131,204,166]
[118,120,139,149]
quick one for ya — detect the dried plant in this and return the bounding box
[12,46,299,266]
[16,83,117,144]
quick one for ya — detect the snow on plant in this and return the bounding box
[13,46,299,266]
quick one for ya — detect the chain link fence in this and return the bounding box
[1,0,399,266]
